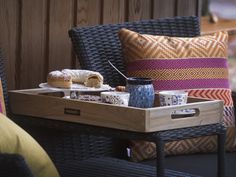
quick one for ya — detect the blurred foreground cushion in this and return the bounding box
[0,113,60,177]
[119,28,236,162]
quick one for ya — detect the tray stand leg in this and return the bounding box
[217,130,226,177]
[156,139,165,177]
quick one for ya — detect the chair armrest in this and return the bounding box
[0,153,34,177]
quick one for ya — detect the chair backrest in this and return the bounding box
[0,49,9,114]
[69,16,200,87]
[69,16,200,158]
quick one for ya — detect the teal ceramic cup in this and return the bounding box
[125,77,154,108]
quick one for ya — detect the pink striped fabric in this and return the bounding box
[127,57,229,90]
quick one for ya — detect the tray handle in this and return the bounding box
[64,108,80,116]
[171,108,200,119]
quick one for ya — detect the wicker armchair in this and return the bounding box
[67,16,206,177]
[0,48,115,176]
[68,15,236,177]
[0,49,33,177]
[0,154,34,177]
[68,16,200,157]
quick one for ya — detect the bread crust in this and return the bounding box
[47,71,72,88]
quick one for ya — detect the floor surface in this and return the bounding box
[142,152,236,177]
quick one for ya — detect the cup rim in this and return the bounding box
[101,91,130,96]
[159,90,188,95]
[126,77,152,85]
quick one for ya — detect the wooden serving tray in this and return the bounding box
[9,88,224,132]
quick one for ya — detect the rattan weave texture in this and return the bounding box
[58,157,201,177]
[0,154,34,177]
[0,49,9,114]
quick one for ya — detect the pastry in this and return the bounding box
[47,70,72,88]
[62,69,103,88]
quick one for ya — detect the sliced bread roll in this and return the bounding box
[47,71,72,88]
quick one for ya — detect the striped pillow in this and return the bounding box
[119,28,236,162]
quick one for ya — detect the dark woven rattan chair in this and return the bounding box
[0,154,34,177]
[0,49,33,177]
[0,49,115,176]
[67,16,207,177]
[68,15,235,177]
[68,15,200,153]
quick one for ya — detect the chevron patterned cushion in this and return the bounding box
[119,29,236,162]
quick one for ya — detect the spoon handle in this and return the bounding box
[108,60,128,80]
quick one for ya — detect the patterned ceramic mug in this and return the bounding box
[159,90,188,106]
[125,77,154,108]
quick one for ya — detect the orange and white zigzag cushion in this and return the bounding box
[119,28,236,162]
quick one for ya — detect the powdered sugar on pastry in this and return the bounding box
[62,69,103,88]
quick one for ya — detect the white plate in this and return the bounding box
[39,83,113,92]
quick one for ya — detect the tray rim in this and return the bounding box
[9,88,224,132]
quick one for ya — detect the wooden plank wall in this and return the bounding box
[0,0,201,90]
